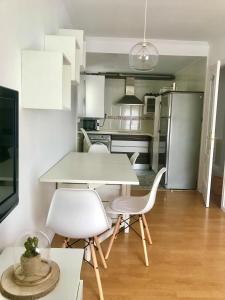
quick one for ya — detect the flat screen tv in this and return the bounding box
[0,86,18,222]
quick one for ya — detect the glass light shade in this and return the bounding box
[129,41,159,71]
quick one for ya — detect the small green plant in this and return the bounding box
[23,236,39,258]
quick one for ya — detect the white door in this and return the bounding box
[152,96,161,173]
[221,163,225,210]
[202,61,221,207]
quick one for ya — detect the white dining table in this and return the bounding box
[40,152,139,259]
[40,152,139,186]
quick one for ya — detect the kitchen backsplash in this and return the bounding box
[100,78,171,132]
[101,108,154,132]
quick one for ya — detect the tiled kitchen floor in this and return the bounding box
[134,169,165,190]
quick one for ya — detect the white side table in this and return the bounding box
[0,247,84,300]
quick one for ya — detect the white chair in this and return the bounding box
[46,188,111,300]
[105,167,166,267]
[80,128,91,151]
[88,143,110,153]
[130,152,139,166]
[88,143,110,190]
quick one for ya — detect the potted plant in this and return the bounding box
[20,236,42,276]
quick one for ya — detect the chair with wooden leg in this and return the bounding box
[46,188,111,300]
[105,167,166,266]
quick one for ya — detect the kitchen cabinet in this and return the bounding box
[45,34,80,84]
[22,50,71,110]
[85,75,105,118]
[77,75,105,118]
[111,135,151,168]
[111,140,149,153]
[59,29,86,71]
[77,75,86,117]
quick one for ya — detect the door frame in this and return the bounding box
[221,162,225,211]
[218,61,225,211]
[198,60,221,207]
[212,62,225,211]
[199,59,225,210]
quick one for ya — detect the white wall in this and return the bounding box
[208,37,225,66]
[175,57,207,91]
[0,0,76,248]
[86,37,209,56]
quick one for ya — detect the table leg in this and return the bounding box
[121,184,131,234]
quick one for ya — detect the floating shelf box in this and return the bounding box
[22,50,71,110]
[45,35,80,84]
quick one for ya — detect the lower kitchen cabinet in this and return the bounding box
[111,135,152,169]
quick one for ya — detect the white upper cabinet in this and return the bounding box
[45,35,80,84]
[77,75,86,118]
[85,75,105,118]
[59,29,86,71]
[22,50,71,110]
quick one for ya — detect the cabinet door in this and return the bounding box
[85,75,105,118]
[77,75,86,117]
[22,50,71,110]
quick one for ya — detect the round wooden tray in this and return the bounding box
[0,261,60,299]
[14,260,52,287]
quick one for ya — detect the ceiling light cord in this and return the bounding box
[129,0,159,71]
[143,0,148,42]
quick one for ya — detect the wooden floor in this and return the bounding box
[52,190,225,300]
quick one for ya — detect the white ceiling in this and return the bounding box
[86,53,206,75]
[63,0,225,41]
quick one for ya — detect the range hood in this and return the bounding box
[116,77,143,106]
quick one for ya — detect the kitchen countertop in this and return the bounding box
[78,130,154,137]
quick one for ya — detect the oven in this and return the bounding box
[87,134,111,151]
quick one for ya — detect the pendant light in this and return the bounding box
[129,0,159,71]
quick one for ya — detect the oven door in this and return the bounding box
[92,140,111,150]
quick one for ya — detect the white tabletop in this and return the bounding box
[0,247,83,300]
[40,152,139,185]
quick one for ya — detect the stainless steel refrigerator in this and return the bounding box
[152,92,203,189]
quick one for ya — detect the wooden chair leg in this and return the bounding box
[142,214,152,245]
[62,237,70,248]
[94,236,107,269]
[90,239,104,300]
[139,216,149,267]
[105,215,122,260]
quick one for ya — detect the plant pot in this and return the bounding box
[20,254,42,276]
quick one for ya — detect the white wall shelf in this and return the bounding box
[22,50,71,110]
[45,34,80,84]
[59,29,86,71]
